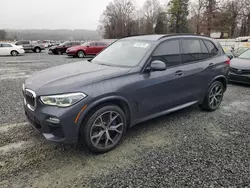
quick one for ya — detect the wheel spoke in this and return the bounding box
[107,112,119,127]
[209,98,214,105]
[108,123,123,134]
[105,131,113,147]
[91,131,104,146]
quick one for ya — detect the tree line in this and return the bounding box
[99,0,250,39]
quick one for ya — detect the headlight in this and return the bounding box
[40,93,87,107]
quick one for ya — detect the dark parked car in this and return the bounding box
[15,40,45,53]
[23,34,229,153]
[66,41,108,58]
[49,41,81,55]
[229,48,250,84]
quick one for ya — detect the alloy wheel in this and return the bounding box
[208,83,223,109]
[90,111,124,149]
[78,51,84,58]
[12,51,17,56]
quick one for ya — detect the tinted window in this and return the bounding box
[90,42,97,47]
[181,39,210,64]
[97,42,107,46]
[152,40,181,67]
[204,40,218,57]
[2,44,12,47]
[22,41,30,44]
[72,42,80,46]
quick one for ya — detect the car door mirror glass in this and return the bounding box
[150,60,167,71]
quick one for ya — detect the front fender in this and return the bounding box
[75,95,132,134]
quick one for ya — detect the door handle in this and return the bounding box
[175,70,183,76]
[208,63,214,67]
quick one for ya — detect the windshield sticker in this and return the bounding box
[133,43,149,48]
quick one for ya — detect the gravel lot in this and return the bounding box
[0,51,250,188]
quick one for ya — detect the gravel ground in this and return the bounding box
[0,51,250,188]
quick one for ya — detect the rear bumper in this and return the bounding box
[228,72,250,84]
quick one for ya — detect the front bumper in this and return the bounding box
[24,100,86,144]
[228,72,250,84]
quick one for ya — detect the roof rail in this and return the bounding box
[159,33,211,40]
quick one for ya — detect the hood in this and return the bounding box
[25,61,131,95]
[50,46,57,50]
[230,58,250,69]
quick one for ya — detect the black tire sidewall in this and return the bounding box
[81,105,126,153]
[202,81,224,111]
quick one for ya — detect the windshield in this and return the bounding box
[238,49,250,59]
[92,39,152,67]
[234,47,249,56]
[81,42,90,46]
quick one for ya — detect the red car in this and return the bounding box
[66,41,108,58]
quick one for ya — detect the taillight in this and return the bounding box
[225,59,230,65]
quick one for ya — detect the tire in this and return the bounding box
[77,50,85,58]
[11,50,18,56]
[80,105,127,153]
[35,47,41,53]
[199,81,224,111]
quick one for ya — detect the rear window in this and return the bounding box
[204,40,219,57]
[181,39,210,63]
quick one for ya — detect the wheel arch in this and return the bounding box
[77,96,132,136]
[209,75,227,92]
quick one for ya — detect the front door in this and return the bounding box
[134,39,189,119]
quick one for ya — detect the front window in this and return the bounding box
[92,39,152,67]
[238,49,250,59]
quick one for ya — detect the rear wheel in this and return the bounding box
[199,81,224,111]
[80,105,126,153]
[35,47,41,53]
[77,50,85,58]
[11,50,18,56]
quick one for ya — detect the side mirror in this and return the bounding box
[150,60,167,71]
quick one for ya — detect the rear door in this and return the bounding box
[1,43,12,55]
[179,38,215,101]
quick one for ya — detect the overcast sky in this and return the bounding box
[0,0,165,30]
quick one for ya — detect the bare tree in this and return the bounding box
[190,0,205,34]
[99,0,136,38]
[142,0,161,34]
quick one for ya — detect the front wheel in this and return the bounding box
[199,81,224,111]
[77,50,85,58]
[80,105,126,153]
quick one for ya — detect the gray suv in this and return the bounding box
[16,40,45,53]
[23,34,229,153]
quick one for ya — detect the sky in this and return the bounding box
[0,0,164,30]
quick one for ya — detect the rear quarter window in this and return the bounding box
[204,40,219,57]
